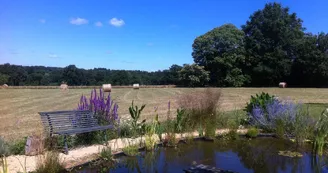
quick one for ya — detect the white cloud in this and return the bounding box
[48,53,58,58]
[109,18,125,27]
[70,17,88,25]
[95,21,103,27]
[39,19,46,24]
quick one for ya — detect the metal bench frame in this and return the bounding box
[39,110,113,154]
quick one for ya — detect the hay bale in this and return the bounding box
[133,84,139,89]
[60,83,68,90]
[279,82,287,88]
[102,84,112,92]
[2,84,8,89]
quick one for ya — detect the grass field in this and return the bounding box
[1,87,328,140]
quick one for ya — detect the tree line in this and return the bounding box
[1,3,328,87]
[0,63,183,86]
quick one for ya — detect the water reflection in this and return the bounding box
[75,138,328,173]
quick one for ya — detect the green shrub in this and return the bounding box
[275,119,285,138]
[246,127,259,138]
[35,151,66,173]
[122,145,139,156]
[313,109,328,155]
[9,137,27,155]
[119,122,134,138]
[0,137,9,156]
[245,92,275,113]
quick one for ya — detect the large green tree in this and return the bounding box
[192,24,248,87]
[0,73,9,85]
[242,2,304,86]
[291,33,328,86]
[178,64,210,87]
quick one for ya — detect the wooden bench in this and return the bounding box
[39,110,113,154]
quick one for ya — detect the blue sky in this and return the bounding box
[0,0,327,71]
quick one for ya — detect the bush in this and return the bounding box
[9,137,27,155]
[246,127,259,138]
[35,151,66,173]
[204,118,216,139]
[245,92,275,114]
[0,137,9,156]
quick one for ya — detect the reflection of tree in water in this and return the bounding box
[216,138,306,173]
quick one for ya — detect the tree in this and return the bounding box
[242,2,304,86]
[178,64,210,87]
[291,33,328,86]
[192,24,248,86]
[0,73,9,84]
[62,65,82,85]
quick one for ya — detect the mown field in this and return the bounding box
[1,88,328,140]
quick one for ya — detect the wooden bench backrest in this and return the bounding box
[39,110,99,134]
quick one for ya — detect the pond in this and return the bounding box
[75,137,328,173]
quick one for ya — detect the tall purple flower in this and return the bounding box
[77,88,119,125]
[249,98,300,130]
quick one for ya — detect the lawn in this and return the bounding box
[1,87,328,140]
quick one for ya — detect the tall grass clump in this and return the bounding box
[313,109,328,155]
[35,151,65,173]
[177,88,222,135]
[128,101,146,137]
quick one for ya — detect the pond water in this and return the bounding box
[75,138,328,173]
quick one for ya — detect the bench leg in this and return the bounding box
[64,135,68,155]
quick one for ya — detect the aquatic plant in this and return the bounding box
[145,115,159,151]
[99,146,113,161]
[35,151,65,173]
[122,144,139,157]
[246,127,259,138]
[278,150,303,157]
[313,108,328,155]
[128,101,146,136]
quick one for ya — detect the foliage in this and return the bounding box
[9,137,27,155]
[313,109,328,155]
[0,137,9,156]
[77,88,119,125]
[175,109,185,134]
[76,89,119,145]
[247,97,297,131]
[278,150,303,157]
[192,24,248,87]
[178,64,210,87]
[99,146,113,161]
[204,118,216,139]
[178,88,221,132]
[35,151,66,173]
[144,115,159,151]
[245,92,275,114]
[246,127,259,138]
[122,145,139,157]
[128,101,146,137]
[223,130,239,141]
[242,2,304,86]
[0,156,8,173]
[0,73,9,85]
